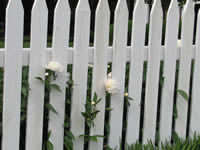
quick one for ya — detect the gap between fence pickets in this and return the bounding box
[0,46,196,66]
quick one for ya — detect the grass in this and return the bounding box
[123,134,200,150]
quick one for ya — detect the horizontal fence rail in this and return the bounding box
[0,46,197,66]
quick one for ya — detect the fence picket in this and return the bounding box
[48,0,71,149]
[189,10,200,136]
[175,0,194,138]
[142,0,163,144]
[88,0,110,150]
[2,0,24,150]
[159,0,179,143]
[108,0,128,149]
[126,0,147,145]
[25,0,48,150]
[70,0,90,149]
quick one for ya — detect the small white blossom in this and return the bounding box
[107,72,112,78]
[88,64,93,68]
[45,72,49,76]
[46,61,63,72]
[177,40,181,47]
[124,92,128,97]
[91,101,95,105]
[104,78,119,94]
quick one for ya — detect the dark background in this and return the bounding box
[0,0,199,39]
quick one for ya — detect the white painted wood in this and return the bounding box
[142,0,163,144]
[2,0,24,150]
[175,0,194,138]
[48,0,70,150]
[189,10,200,136]
[159,0,179,143]
[25,0,48,150]
[108,0,128,149]
[0,46,197,67]
[70,0,90,149]
[89,0,110,150]
[126,0,147,145]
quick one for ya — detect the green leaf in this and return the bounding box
[65,130,75,139]
[89,136,98,142]
[22,87,28,97]
[35,77,45,83]
[66,99,71,104]
[173,105,178,119]
[67,80,73,86]
[160,76,165,88]
[20,114,26,122]
[64,122,70,128]
[81,112,87,117]
[47,130,51,140]
[50,84,62,92]
[45,103,58,115]
[177,89,189,101]
[64,136,73,150]
[128,97,134,101]
[93,135,105,138]
[46,141,54,150]
[105,107,113,111]
[96,98,102,105]
[93,92,98,102]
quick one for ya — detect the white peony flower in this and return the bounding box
[46,61,63,72]
[45,72,49,76]
[104,78,119,94]
[177,40,181,47]
[88,64,93,68]
[124,92,128,97]
[91,101,95,105]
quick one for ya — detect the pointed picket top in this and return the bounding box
[181,0,194,24]
[151,0,162,15]
[25,0,48,150]
[52,0,70,54]
[76,0,90,12]
[55,0,70,11]
[167,0,179,16]
[96,0,109,14]
[70,0,91,149]
[6,0,23,10]
[48,0,71,149]
[56,0,70,7]
[108,0,128,148]
[125,0,147,145]
[175,0,194,138]
[2,0,24,149]
[159,0,179,143]
[169,0,178,8]
[184,0,194,11]
[115,0,128,15]
[88,0,110,149]
[143,0,163,144]
[30,0,48,66]
[190,10,200,136]
[181,0,194,20]
[32,0,47,8]
[134,0,145,6]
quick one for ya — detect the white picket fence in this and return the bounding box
[1,0,200,149]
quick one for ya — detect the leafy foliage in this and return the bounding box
[81,92,102,128]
